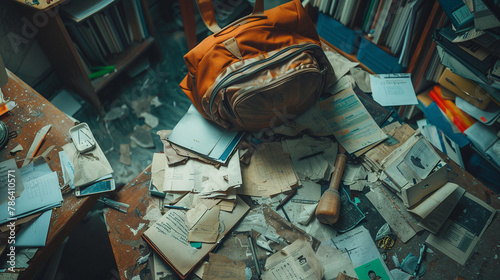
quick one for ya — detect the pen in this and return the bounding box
[298,151,324,161]
[164,205,189,210]
[276,189,297,210]
[248,234,261,277]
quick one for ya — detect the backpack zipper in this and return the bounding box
[208,43,324,121]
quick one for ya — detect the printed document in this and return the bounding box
[317,87,387,154]
[370,73,418,106]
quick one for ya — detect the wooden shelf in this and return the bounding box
[17,0,159,115]
[92,37,155,92]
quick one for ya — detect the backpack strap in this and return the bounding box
[196,0,264,34]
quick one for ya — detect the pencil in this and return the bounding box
[31,133,47,158]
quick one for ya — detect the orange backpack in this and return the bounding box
[179,0,335,132]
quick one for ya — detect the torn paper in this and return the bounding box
[262,238,323,280]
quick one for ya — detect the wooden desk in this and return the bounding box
[0,70,98,279]
[106,146,500,280]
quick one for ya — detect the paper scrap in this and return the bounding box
[130,124,155,149]
[238,142,299,197]
[140,112,159,128]
[188,206,220,243]
[0,158,25,204]
[316,242,356,279]
[329,226,394,280]
[262,238,323,280]
[119,144,131,166]
[151,153,166,192]
[10,144,23,153]
[202,253,246,280]
[62,141,113,187]
[283,135,338,182]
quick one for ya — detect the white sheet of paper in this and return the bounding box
[370,73,418,106]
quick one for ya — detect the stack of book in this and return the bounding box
[61,0,149,75]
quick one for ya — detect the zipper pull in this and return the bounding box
[221,88,237,119]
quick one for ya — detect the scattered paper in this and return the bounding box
[238,142,299,197]
[365,186,422,243]
[325,50,360,81]
[119,144,131,165]
[130,124,155,149]
[262,238,324,280]
[151,153,166,192]
[0,158,25,204]
[163,150,241,196]
[15,209,52,247]
[62,141,113,187]
[282,135,338,182]
[407,183,465,234]
[157,130,188,166]
[142,196,250,278]
[370,73,418,106]
[140,112,159,128]
[315,243,356,279]
[202,253,246,280]
[317,87,387,154]
[10,144,23,154]
[188,205,220,243]
[329,226,394,280]
[426,192,496,265]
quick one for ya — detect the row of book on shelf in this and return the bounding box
[61,0,149,76]
[313,0,426,68]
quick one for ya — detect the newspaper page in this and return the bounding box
[426,192,496,265]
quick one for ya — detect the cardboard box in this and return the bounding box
[438,68,492,110]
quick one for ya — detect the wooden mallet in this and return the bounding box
[315,145,347,224]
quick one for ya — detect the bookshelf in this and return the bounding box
[313,0,442,92]
[15,0,159,114]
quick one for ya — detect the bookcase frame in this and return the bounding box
[16,0,159,115]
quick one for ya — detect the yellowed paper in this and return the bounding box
[142,196,250,278]
[238,142,299,197]
[262,238,324,280]
[119,144,131,166]
[408,183,465,234]
[151,153,166,192]
[282,135,338,182]
[163,151,241,195]
[202,253,246,280]
[62,141,113,187]
[188,206,220,243]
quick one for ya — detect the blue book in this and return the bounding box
[437,0,474,30]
